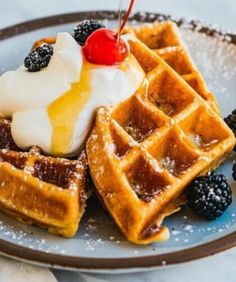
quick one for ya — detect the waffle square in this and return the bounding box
[130,21,220,113]
[0,117,90,237]
[87,36,235,244]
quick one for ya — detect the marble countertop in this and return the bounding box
[0,1,236,281]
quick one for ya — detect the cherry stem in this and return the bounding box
[116,0,135,38]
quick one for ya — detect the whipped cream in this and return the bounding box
[0,33,82,116]
[0,32,145,156]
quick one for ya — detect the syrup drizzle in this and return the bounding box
[47,53,143,156]
[45,0,136,155]
[116,0,135,37]
[118,53,145,85]
[117,0,123,44]
[48,60,92,156]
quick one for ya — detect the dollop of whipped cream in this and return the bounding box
[0,32,145,157]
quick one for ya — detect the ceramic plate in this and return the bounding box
[0,11,236,273]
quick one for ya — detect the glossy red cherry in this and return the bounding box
[83,28,129,65]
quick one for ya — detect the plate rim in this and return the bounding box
[0,231,236,271]
[0,10,235,271]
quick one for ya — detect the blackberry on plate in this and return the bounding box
[224,109,236,151]
[24,44,53,72]
[73,19,105,46]
[233,163,236,181]
[186,172,232,220]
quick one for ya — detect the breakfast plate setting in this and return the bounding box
[0,0,236,273]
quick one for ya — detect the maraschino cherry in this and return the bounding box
[83,0,135,65]
[83,28,128,65]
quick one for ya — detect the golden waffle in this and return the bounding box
[87,35,235,245]
[129,21,220,113]
[0,116,90,237]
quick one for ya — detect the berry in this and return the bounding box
[73,20,105,46]
[83,28,128,65]
[24,44,53,72]
[224,109,236,151]
[233,163,236,181]
[187,172,232,220]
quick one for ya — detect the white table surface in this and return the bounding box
[0,1,236,281]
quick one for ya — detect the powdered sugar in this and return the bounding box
[0,220,66,254]
[161,156,176,174]
[180,28,236,116]
[0,12,236,261]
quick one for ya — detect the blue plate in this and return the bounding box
[0,11,235,273]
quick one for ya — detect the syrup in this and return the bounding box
[48,60,92,156]
[118,53,145,85]
[116,0,135,36]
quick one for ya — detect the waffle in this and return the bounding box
[87,35,235,245]
[129,21,220,113]
[0,116,90,237]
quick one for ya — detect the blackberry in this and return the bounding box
[187,172,232,220]
[73,19,105,46]
[224,109,236,151]
[37,44,53,58]
[24,44,53,72]
[233,163,236,181]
